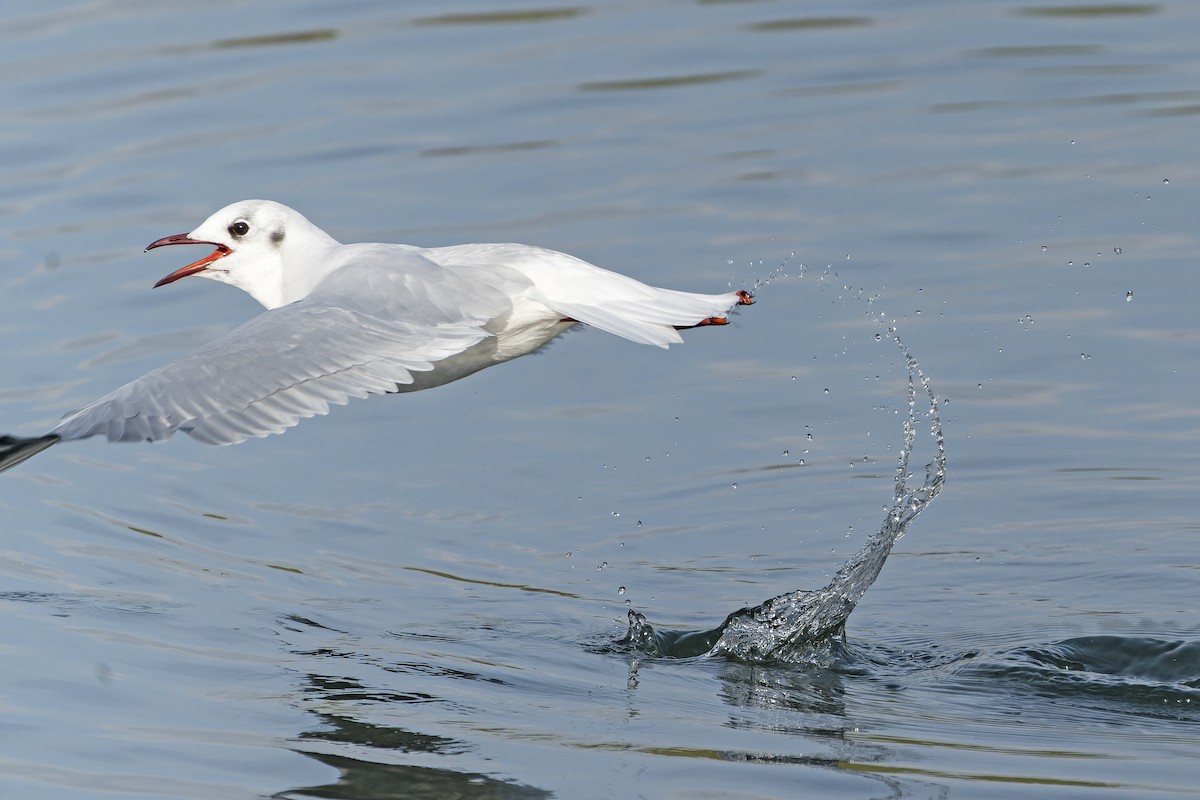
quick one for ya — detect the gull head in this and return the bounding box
[146,199,338,310]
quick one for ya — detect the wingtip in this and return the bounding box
[0,434,60,474]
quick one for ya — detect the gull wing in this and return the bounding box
[50,296,494,446]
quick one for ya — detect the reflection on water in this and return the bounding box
[280,751,549,800]
[214,30,339,50]
[283,682,551,800]
[411,9,588,27]
[579,70,763,93]
[285,715,550,800]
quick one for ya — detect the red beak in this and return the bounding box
[145,234,231,288]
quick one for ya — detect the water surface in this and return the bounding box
[1,1,1199,798]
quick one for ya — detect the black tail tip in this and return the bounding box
[0,434,60,474]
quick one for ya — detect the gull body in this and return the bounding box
[0,200,752,472]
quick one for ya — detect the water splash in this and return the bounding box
[737,252,806,296]
[619,330,946,662]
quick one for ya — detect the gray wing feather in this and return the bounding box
[51,301,491,446]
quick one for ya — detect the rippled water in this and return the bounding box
[2,1,1199,798]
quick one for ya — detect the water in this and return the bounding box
[623,332,948,661]
[2,1,1200,798]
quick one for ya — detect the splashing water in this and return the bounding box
[619,330,946,662]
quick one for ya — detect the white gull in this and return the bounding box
[0,199,753,472]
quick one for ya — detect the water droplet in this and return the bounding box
[1113,246,1122,255]
[1125,290,1133,301]
[1080,352,1091,360]
[731,482,737,489]
[597,561,607,570]
[618,586,626,595]
[782,449,789,456]
[1041,245,1048,252]
[611,511,620,517]
[823,388,830,394]
[1083,262,1090,267]
[1163,178,1170,184]
[806,432,814,441]
[644,456,651,462]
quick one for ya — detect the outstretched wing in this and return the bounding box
[50,299,493,446]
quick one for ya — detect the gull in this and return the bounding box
[0,200,753,473]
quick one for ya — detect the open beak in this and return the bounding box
[145,234,231,288]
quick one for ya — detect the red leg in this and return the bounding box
[674,317,730,330]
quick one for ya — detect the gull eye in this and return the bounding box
[229,220,250,238]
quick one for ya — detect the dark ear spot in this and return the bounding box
[270,228,286,245]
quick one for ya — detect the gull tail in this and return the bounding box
[0,434,60,474]
[673,289,755,330]
[554,288,756,348]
